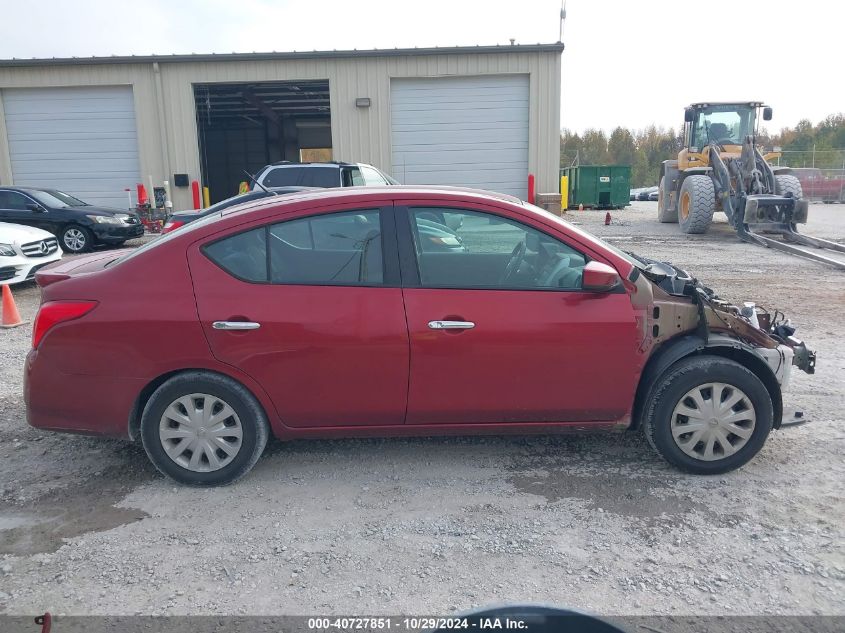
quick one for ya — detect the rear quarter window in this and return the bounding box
[203,227,268,282]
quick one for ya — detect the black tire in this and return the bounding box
[643,356,773,475]
[678,175,715,234]
[657,176,677,223]
[774,174,803,200]
[140,371,269,486]
[59,225,93,253]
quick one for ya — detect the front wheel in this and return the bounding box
[60,225,93,253]
[643,356,773,474]
[140,372,269,486]
[678,175,715,234]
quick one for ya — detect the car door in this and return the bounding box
[397,203,642,426]
[188,202,409,428]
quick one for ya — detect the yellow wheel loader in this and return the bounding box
[658,102,845,270]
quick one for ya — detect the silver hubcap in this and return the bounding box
[63,228,86,251]
[159,393,243,472]
[670,382,756,461]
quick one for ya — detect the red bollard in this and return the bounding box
[527,174,535,205]
[191,181,201,210]
[35,612,52,633]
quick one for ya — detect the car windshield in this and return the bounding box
[29,190,88,208]
[522,202,641,269]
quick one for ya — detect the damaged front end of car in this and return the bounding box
[626,255,816,391]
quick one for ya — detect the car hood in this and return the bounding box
[0,221,56,244]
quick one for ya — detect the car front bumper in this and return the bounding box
[0,252,63,285]
[90,222,145,243]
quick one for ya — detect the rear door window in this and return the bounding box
[203,210,384,286]
[269,210,383,284]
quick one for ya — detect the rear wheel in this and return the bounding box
[678,176,715,234]
[657,177,677,223]
[774,174,803,200]
[643,356,773,474]
[140,372,269,486]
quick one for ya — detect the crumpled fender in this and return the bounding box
[631,334,784,430]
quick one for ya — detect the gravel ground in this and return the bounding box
[0,205,843,617]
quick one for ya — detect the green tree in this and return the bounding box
[579,129,609,165]
[607,127,636,166]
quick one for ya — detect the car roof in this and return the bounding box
[0,186,53,193]
[688,101,766,108]
[222,185,523,219]
[265,161,356,168]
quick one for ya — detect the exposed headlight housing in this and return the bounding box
[0,243,16,257]
[86,215,123,224]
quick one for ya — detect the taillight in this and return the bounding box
[32,301,98,349]
[162,220,184,234]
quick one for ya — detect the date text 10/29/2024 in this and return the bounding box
[307,617,530,630]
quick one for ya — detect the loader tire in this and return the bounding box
[775,174,803,200]
[657,177,677,223]
[678,175,715,234]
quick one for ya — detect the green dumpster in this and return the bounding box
[560,165,631,210]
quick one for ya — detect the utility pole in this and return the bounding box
[559,1,567,42]
[812,144,816,168]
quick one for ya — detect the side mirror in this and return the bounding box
[26,203,45,213]
[582,261,621,292]
[684,107,695,122]
[763,107,773,121]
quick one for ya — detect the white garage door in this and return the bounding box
[391,75,529,198]
[3,86,141,208]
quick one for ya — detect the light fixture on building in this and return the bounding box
[355,97,371,108]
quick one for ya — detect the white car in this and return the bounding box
[0,222,62,285]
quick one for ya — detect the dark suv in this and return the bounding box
[0,187,143,253]
[253,162,399,190]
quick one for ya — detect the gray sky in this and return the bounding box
[0,0,839,133]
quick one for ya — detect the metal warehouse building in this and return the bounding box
[0,44,562,210]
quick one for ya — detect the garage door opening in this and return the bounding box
[193,80,331,204]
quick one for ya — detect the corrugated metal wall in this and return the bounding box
[0,49,561,210]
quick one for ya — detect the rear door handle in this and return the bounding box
[212,321,261,330]
[428,320,475,330]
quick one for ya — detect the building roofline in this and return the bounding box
[0,43,565,68]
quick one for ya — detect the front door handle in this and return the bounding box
[212,321,261,330]
[428,320,475,330]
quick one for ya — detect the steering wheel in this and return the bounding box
[500,240,527,284]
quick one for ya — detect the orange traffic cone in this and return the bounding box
[578,203,584,211]
[1,284,27,328]
[604,211,612,225]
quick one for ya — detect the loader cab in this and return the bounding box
[683,102,771,151]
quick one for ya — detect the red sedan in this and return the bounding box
[25,187,815,485]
